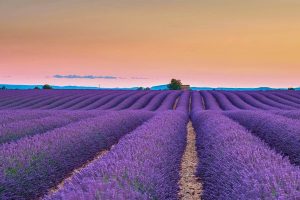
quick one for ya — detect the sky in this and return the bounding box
[0,0,300,88]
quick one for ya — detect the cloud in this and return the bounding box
[53,74,149,80]
[53,75,118,79]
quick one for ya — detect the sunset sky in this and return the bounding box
[1,0,300,88]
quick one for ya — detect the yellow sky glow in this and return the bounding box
[0,0,299,87]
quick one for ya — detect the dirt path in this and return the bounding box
[173,96,180,110]
[178,121,202,200]
[201,96,206,110]
[42,149,109,199]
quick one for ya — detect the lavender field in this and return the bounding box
[0,90,300,200]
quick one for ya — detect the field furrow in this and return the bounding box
[226,111,300,165]
[45,111,187,200]
[192,111,300,199]
[0,90,300,199]
[0,111,153,199]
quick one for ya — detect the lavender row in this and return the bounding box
[46,111,187,200]
[52,93,102,110]
[0,93,47,109]
[0,110,54,126]
[200,91,222,110]
[191,91,204,112]
[23,95,74,110]
[111,91,147,110]
[97,91,135,110]
[272,92,300,105]
[142,91,170,111]
[0,111,153,199]
[40,94,88,110]
[247,92,296,110]
[235,92,279,110]
[0,111,98,144]
[211,91,239,110]
[1,90,300,111]
[0,91,115,110]
[67,92,113,110]
[156,91,181,111]
[262,93,300,109]
[0,90,46,106]
[2,93,54,110]
[221,91,258,110]
[83,92,123,110]
[0,90,98,110]
[226,111,300,165]
[192,111,300,199]
[273,110,300,120]
[126,91,158,110]
[176,91,190,112]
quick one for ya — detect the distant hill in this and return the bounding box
[0,84,100,90]
[150,85,169,90]
[0,84,140,90]
[150,85,300,91]
[191,87,276,91]
[0,84,299,91]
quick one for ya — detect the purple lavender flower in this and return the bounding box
[192,111,300,199]
[46,111,188,200]
[0,111,153,199]
[226,110,300,165]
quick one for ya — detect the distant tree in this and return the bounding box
[34,86,40,90]
[288,87,295,90]
[1,86,6,90]
[42,84,53,89]
[167,79,182,90]
[137,87,151,90]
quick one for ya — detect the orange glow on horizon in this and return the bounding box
[0,0,300,88]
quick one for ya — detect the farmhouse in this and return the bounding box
[181,85,190,90]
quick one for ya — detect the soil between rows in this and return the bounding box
[178,121,202,200]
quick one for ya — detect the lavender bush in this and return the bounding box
[176,91,190,112]
[247,92,295,110]
[46,111,187,200]
[226,111,300,165]
[97,91,135,110]
[272,92,300,105]
[0,111,153,199]
[142,91,170,111]
[211,91,239,110]
[67,92,112,110]
[273,110,300,120]
[221,91,258,110]
[192,111,300,199]
[156,91,181,111]
[126,91,158,110]
[110,91,147,110]
[7,94,55,110]
[52,94,99,110]
[199,91,222,110]
[82,92,122,110]
[39,94,87,110]
[0,111,97,144]
[260,92,300,109]
[26,95,73,110]
[191,91,204,112]
[235,92,278,110]
[0,110,53,126]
